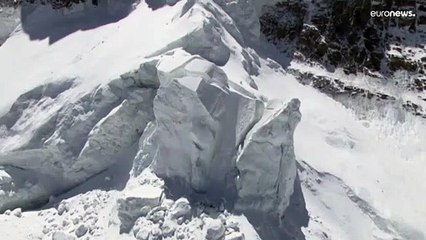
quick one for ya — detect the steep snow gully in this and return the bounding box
[0,0,425,240]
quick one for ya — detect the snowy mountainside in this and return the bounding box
[259,0,426,120]
[0,2,20,46]
[0,0,425,240]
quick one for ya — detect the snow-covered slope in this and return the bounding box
[0,0,425,240]
[0,3,20,46]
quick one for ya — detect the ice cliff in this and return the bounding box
[0,62,302,240]
[235,99,301,219]
[0,61,158,211]
[0,1,303,235]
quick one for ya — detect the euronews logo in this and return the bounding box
[370,10,416,18]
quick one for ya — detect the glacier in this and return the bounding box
[0,0,425,240]
[0,1,303,237]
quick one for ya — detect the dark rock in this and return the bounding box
[260,0,425,75]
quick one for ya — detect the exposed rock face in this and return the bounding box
[0,0,86,10]
[6,0,91,10]
[260,0,426,75]
[260,0,426,123]
[0,3,21,46]
[289,69,426,119]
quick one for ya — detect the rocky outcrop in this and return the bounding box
[0,3,20,46]
[6,0,90,10]
[260,0,426,123]
[289,68,426,119]
[260,0,426,75]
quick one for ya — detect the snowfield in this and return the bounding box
[0,0,425,240]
